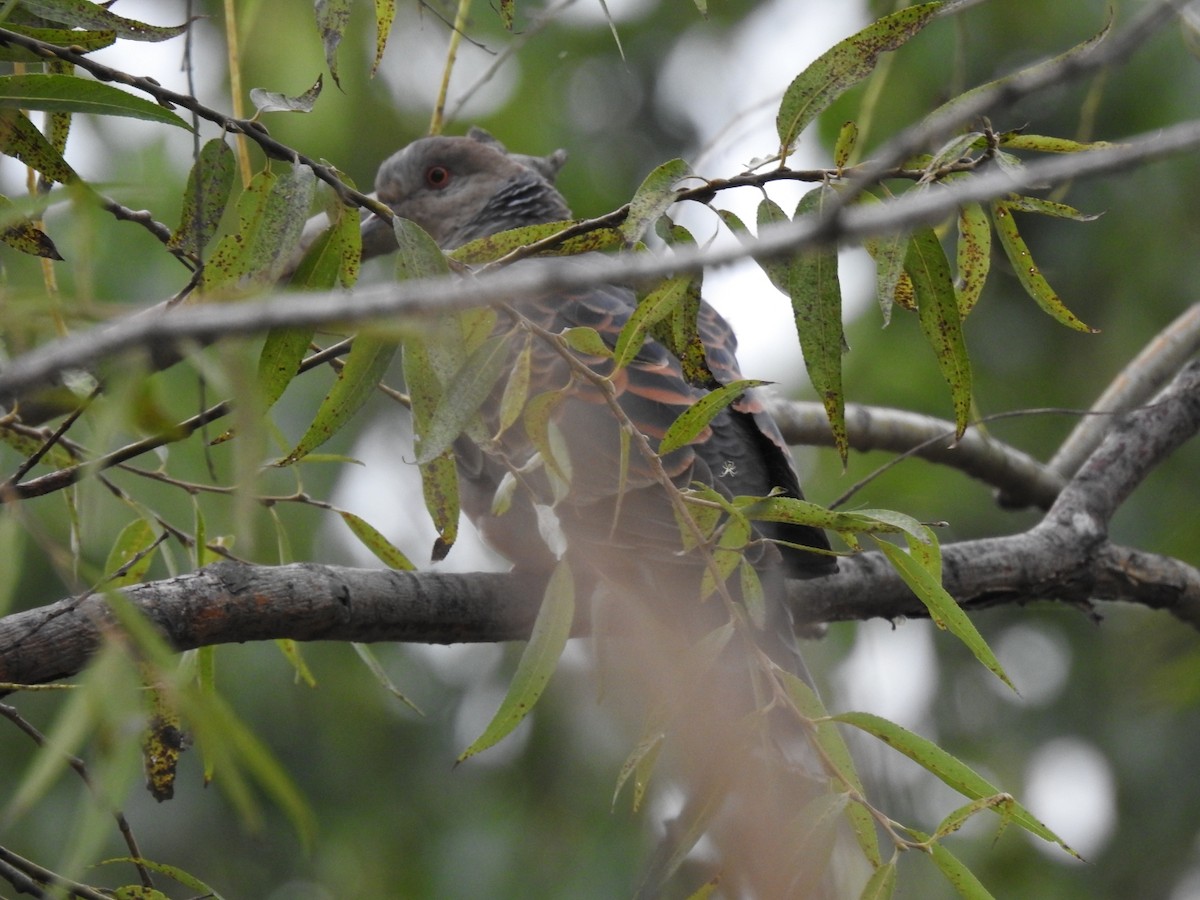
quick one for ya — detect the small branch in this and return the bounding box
[5,115,1200,408]
[1048,302,1200,482]
[764,397,1066,510]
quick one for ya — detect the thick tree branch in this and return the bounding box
[1,362,1196,688]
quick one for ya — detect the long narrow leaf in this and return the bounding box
[458,560,575,762]
[777,3,943,156]
[904,228,971,437]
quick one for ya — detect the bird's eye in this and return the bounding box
[425,165,451,189]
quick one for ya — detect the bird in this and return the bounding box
[362,128,836,680]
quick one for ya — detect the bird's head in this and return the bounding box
[363,128,571,254]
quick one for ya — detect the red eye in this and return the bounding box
[426,165,451,189]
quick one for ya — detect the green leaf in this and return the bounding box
[560,326,614,359]
[274,639,317,688]
[991,201,1096,333]
[403,339,461,559]
[496,335,532,437]
[837,712,1076,856]
[419,453,460,561]
[0,107,75,185]
[103,518,158,588]
[613,275,691,370]
[833,120,858,170]
[458,560,575,762]
[777,2,943,156]
[372,0,397,76]
[0,74,190,129]
[279,336,397,465]
[933,793,1017,841]
[998,133,1115,154]
[451,220,625,265]
[954,202,990,317]
[700,514,751,600]
[394,216,451,279]
[928,841,997,900]
[169,138,235,257]
[1001,194,1101,222]
[613,722,665,812]
[658,378,767,456]
[415,334,510,464]
[621,157,690,244]
[99,857,225,900]
[778,672,882,867]
[874,537,1013,689]
[352,642,423,714]
[858,862,897,900]
[253,328,314,417]
[314,0,351,88]
[250,74,323,115]
[523,391,572,491]
[339,510,415,570]
[790,186,848,463]
[20,0,189,40]
[0,195,60,259]
[904,228,971,437]
[0,27,115,62]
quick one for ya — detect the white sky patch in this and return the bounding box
[831,618,940,730]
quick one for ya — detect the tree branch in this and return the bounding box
[5,115,1200,408]
[2,362,1196,688]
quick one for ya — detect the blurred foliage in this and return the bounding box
[1,0,1199,897]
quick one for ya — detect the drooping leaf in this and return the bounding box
[0,107,75,185]
[927,840,998,900]
[372,0,397,76]
[203,170,276,290]
[874,534,1013,690]
[613,718,665,812]
[658,378,767,456]
[954,202,990,317]
[19,0,189,40]
[403,340,461,559]
[837,712,1076,856]
[170,138,235,257]
[314,0,352,88]
[249,75,324,115]
[351,642,423,714]
[779,672,882,867]
[790,186,848,462]
[458,560,575,762]
[777,2,943,157]
[496,335,533,438]
[279,336,397,465]
[0,195,61,258]
[415,334,510,464]
[991,201,1097,333]
[621,157,690,244]
[0,74,190,129]
[523,390,572,490]
[97,858,224,900]
[858,861,898,900]
[904,228,971,437]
